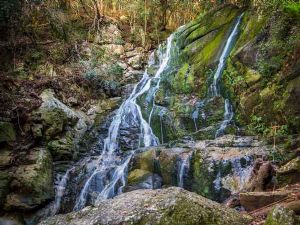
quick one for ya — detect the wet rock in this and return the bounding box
[4,148,53,211]
[38,187,250,225]
[191,136,268,202]
[265,206,299,225]
[126,169,162,191]
[0,122,16,143]
[240,191,290,211]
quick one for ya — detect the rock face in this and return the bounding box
[127,135,268,202]
[277,157,300,186]
[38,187,251,225]
[4,148,53,211]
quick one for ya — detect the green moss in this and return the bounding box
[0,122,16,143]
[47,133,74,161]
[41,108,68,140]
[127,169,152,185]
[171,63,195,94]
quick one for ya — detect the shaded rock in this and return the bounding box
[265,206,299,225]
[244,159,276,192]
[0,150,13,168]
[277,157,300,186]
[4,148,53,211]
[38,187,251,225]
[47,135,74,161]
[0,122,16,143]
[126,169,162,191]
[240,191,290,211]
[40,108,68,140]
[0,171,12,207]
[0,214,25,225]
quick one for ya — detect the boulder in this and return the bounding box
[38,187,251,225]
[4,148,53,211]
[0,122,16,143]
[277,157,300,186]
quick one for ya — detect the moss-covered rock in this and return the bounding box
[277,157,300,186]
[0,121,16,143]
[265,206,299,225]
[38,187,251,225]
[4,148,54,211]
[47,134,74,161]
[41,108,68,140]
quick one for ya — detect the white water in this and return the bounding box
[51,167,74,215]
[211,14,244,96]
[215,99,234,138]
[73,35,175,211]
[178,154,191,188]
[211,14,244,136]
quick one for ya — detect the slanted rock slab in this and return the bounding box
[39,187,251,225]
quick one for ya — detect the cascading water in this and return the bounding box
[178,153,191,188]
[73,34,176,211]
[213,14,244,137]
[51,167,74,215]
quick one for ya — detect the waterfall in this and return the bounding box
[212,13,244,137]
[73,35,176,211]
[178,154,191,188]
[210,13,244,97]
[51,167,74,215]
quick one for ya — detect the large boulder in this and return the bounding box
[34,89,92,160]
[38,187,251,225]
[4,148,53,211]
